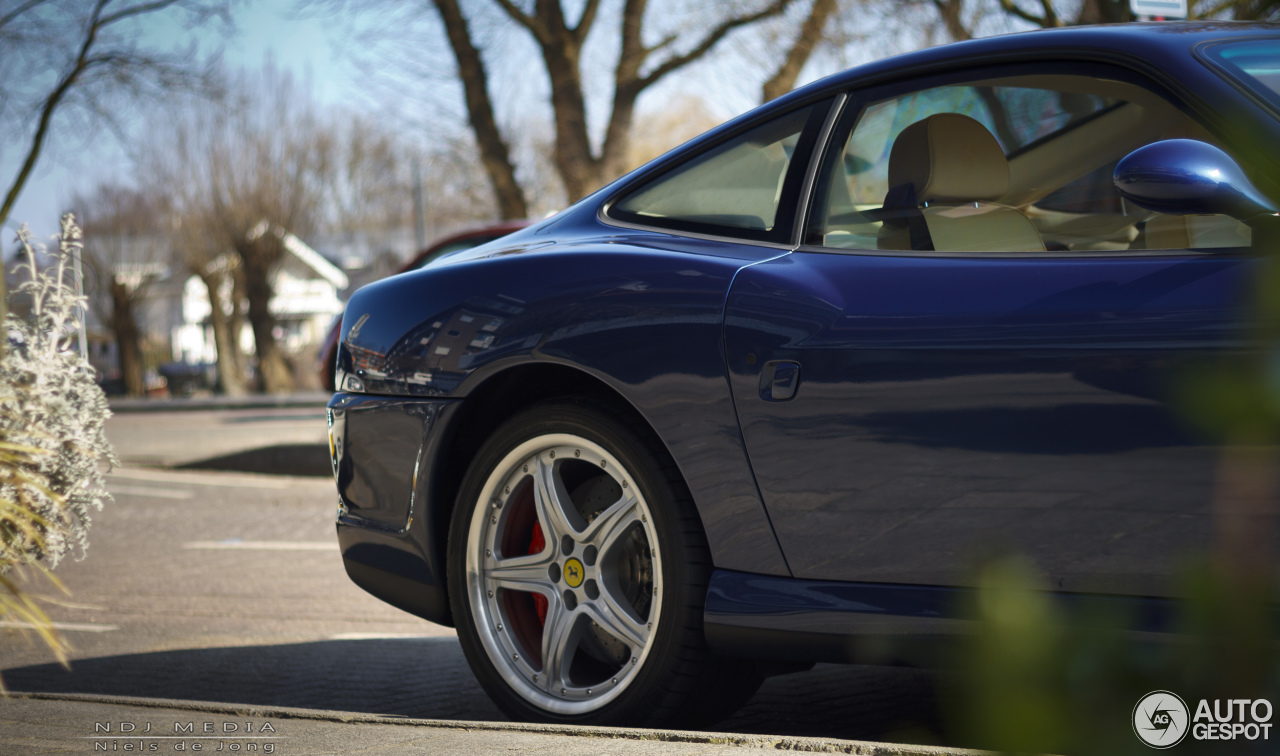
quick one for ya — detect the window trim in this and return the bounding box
[600,97,838,247]
[803,60,1255,260]
[1195,35,1280,121]
[793,244,1247,260]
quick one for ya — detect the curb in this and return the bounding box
[109,393,332,413]
[8,691,992,756]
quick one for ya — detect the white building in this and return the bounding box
[172,227,349,365]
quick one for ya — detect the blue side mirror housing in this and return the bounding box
[1113,139,1277,222]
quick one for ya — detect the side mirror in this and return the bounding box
[1113,139,1277,223]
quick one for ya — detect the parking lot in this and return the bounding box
[0,408,952,751]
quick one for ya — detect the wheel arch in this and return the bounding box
[427,361,676,620]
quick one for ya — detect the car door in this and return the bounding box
[724,63,1261,599]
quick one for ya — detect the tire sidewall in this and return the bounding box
[447,400,704,725]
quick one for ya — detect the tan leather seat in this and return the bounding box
[878,114,1045,253]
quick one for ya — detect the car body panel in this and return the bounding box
[330,393,458,622]
[318,221,534,391]
[724,249,1255,598]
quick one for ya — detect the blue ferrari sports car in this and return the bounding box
[327,22,1280,726]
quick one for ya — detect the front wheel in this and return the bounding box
[446,400,760,727]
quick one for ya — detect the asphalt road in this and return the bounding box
[0,409,952,748]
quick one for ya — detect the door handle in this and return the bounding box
[758,360,801,401]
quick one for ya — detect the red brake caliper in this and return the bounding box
[529,522,548,625]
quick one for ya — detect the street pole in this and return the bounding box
[413,158,426,251]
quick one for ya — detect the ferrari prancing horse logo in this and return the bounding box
[563,557,585,588]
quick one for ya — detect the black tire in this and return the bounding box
[446,398,761,727]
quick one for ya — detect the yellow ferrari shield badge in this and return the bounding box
[563,557,585,588]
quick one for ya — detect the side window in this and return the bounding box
[809,75,1251,254]
[610,103,828,243]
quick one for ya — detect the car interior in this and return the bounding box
[815,73,1253,253]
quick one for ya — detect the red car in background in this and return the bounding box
[317,220,532,390]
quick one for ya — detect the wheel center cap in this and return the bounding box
[563,557,584,588]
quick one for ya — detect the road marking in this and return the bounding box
[328,633,439,640]
[0,621,118,632]
[108,485,194,500]
[184,539,337,551]
[109,467,320,490]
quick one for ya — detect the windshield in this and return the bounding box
[1202,38,1280,112]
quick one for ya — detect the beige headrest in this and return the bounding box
[887,114,1009,203]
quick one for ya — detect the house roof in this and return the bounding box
[249,220,349,290]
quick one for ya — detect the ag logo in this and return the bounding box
[1134,691,1190,748]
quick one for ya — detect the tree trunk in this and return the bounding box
[932,0,972,40]
[541,41,600,201]
[200,271,247,396]
[1074,0,1131,23]
[109,278,145,397]
[0,252,7,362]
[762,0,837,102]
[229,264,248,380]
[433,0,530,219]
[240,247,294,394]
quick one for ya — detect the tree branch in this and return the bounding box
[762,0,837,102]
[1038,0,1060,25]
[639,0,797,90]
[1191,0,1247,17]
[996,0,1052,27]
[0,0,50,32]
[0,0,110,228]
[99,0,182,26]
[432,0,529,219]
[492,0,551,45]
[645,31,678,56]
[572,0,602,44]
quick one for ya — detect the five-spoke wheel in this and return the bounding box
[448,400,761,726]
[464,434,660,714]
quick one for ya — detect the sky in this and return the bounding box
[0,0,934,240]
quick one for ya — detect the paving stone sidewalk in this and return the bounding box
[1,694,989,756]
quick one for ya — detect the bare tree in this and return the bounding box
[72,182,166,397]
[431,0,803,203]
[143,65,427,394]
[177,210,249,396]
[202,70,333,394]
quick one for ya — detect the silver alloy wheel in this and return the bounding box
[464,433,662,715]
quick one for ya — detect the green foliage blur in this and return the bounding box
[952,556,1278,754]
[953,228,1280,754]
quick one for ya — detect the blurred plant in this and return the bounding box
[953,556,1279,755]
[0,214,117,691]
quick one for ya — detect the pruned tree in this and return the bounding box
[198,69,333,394]
[72,182,167,397]
[142,65,424,394]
